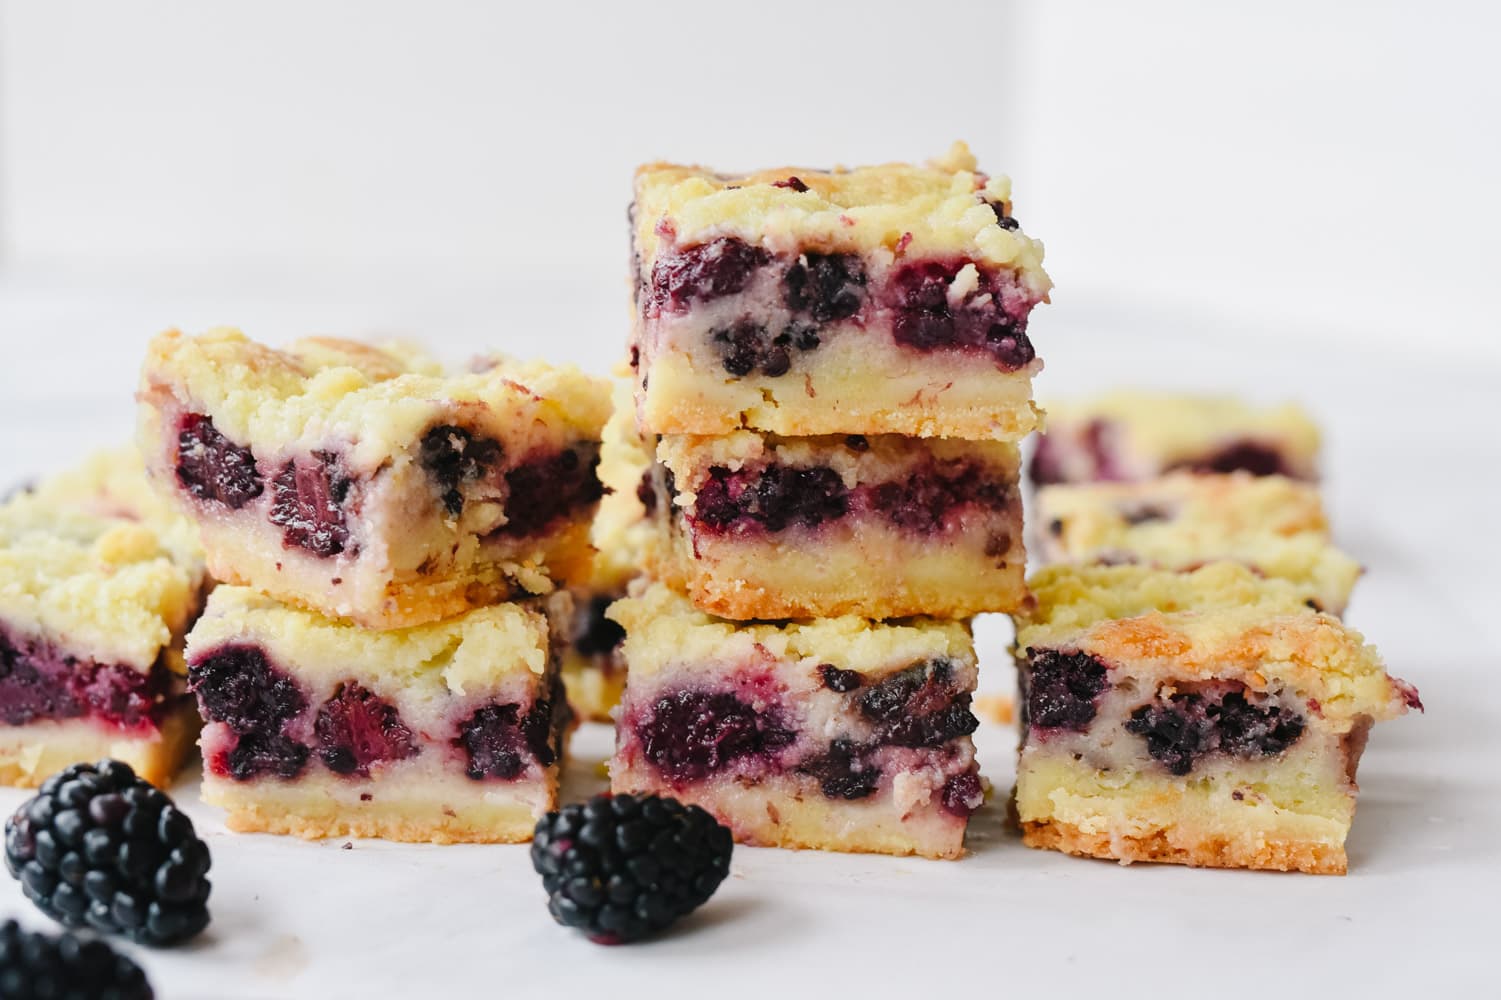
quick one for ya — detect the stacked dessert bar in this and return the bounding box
[610,143,1052,859]
[1014,393,1419,873]
[135,329,610,842]
[0,448,208,788]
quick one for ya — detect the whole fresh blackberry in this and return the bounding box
[4,760,212,947]
[0,919,153,999]
[531,793,732,944]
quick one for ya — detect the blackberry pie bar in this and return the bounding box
[630,142,1052,439]
[1031,392,1320,485]
[0,450,207,788]
[138,328,610,629]
[610,583,983,859]
[1034,473,1361,613]
[647,431,1025,619]
[186,586,570,843]
[1012,562,1420,874]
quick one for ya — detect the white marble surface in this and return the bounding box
[0,276,1494,997]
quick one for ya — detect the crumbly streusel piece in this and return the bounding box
[1011,562,1419,874]
[609,583,983,859]
[646,431,1025,619]
[1031,392,1320,485]
[138,328,610,629]
[185,586,570,843]
[0,450,207,788]
[1034,473,1360,613]
[630,142,1051,439]
[560,381,654,721]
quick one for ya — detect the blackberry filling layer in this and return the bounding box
[454,688,560,781]
[650,237,771,310]
[885,260,1036,369]
[188,644,311,780]
[493,443,603,538]
[419,424,504,517]
[633,690,795,784]
[710,320,820,378]
[175,413,262,509]
[1025,649,1110,731]
[796,739,881,800]
[687,461,1011,537]
[269,452,353,558]
[1125,687,1306,775]
[314,682,420,777]
[0,628,172,730]
[857,660,978,749]
[783,253,866,322]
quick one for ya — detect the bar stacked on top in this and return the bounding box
[1014,393,1419,873]
[136,329,610,842]
[610,143,1053,859]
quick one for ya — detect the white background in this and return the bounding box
[0,2,1497,997]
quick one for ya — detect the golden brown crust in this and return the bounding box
[1020,818,1347,875]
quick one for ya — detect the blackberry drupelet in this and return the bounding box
[0,919,153,1000]
[4,760,212,947]
[531,793,732,944]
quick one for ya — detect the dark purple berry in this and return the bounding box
[985,199,1020,230]
[940,770,984,817]
[710,320,819,378]
[692,465,848,534]
[1025,649,1109,731]
[573,595,625,658]
[1121,503,1172,526]
[269,452,352,557]
[868,462,1010,534]
[175,413,262,509]
[859,660,977,748]
[1125,698,1213,775]
[773,176,809,192]
[495,444,603,538]
[419,424,503,516]
[634,690,794,784]
[886,260,1036,370]
[4,760,211,946]
[650,237,770,309]
[783,252,866,322]
[1210,691,1304,757]
[188,644,310,780]
[313,683,419,777]
[818,664,862,693]
[532,793,732,944]
[455,695,559,781]
[796,739,880,800]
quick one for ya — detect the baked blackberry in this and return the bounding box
[0,919,153,1000]
[4,760,212,947]
[531,793,732,944]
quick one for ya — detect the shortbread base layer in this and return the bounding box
[201,767,560,844]
[637,347,1041,440]
[196,518,594,631]
[1014,755,1355,875]
[652,520,1027,620]
[1020,818,1346,875]
[612,761,967,860]
[0,706,200,789]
